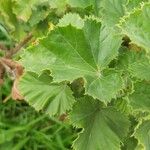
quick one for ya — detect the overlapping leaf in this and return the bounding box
[126,0,149,11]
[134,120,150,150]
[20,19,123,102]
[117,50,150,81]
[0,0,50,40]
[129,81,150,112]
[28,5,49,27]
[68,0,101,9]
[69,0,102,16]
[101,0,127,26]
[12,0,48,22]
[18,72,75,116]
[100,0,149,27]
[122,137,138,150]
[20,44,56,74]
[70,97,130,150]
[2,0,150,149]
[49,0,68,14]
[119,2,150,53]
[0,0,25,39]
[113,98,131,114]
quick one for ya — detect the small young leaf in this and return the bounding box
[19,72,75,116]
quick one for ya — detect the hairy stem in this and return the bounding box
[6,32,33,58]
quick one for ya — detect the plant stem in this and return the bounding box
[6,32,33,58]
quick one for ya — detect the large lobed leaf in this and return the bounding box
[70,97,130,150]
[20,19,123,103]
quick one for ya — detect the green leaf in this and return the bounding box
[129,81,150,112]
[12,0,32,22]
[28,5,49,27]
[68,0,102,16]
[126,0,149,11]
[122,137,138,150]
[68,0,100,8]
[70,97,130,150]
[21,19,122,102]
[113,98,131,114]
[101,0,127,26]
[20,44,56,74]
[12,0,48,22]
[49,0,68,14]
[100,0,149,27]
[18,72,75,116]
[117,50,150,81]
[0,0,17,31]
[0,0,27,40]
[129,60,150,81]
[85,69,123,102]
[58,13,84,29]
[119,2,150,53]
[135,120,150,150]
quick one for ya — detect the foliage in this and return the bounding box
[0,78,76,150]
[1,0,150,150]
